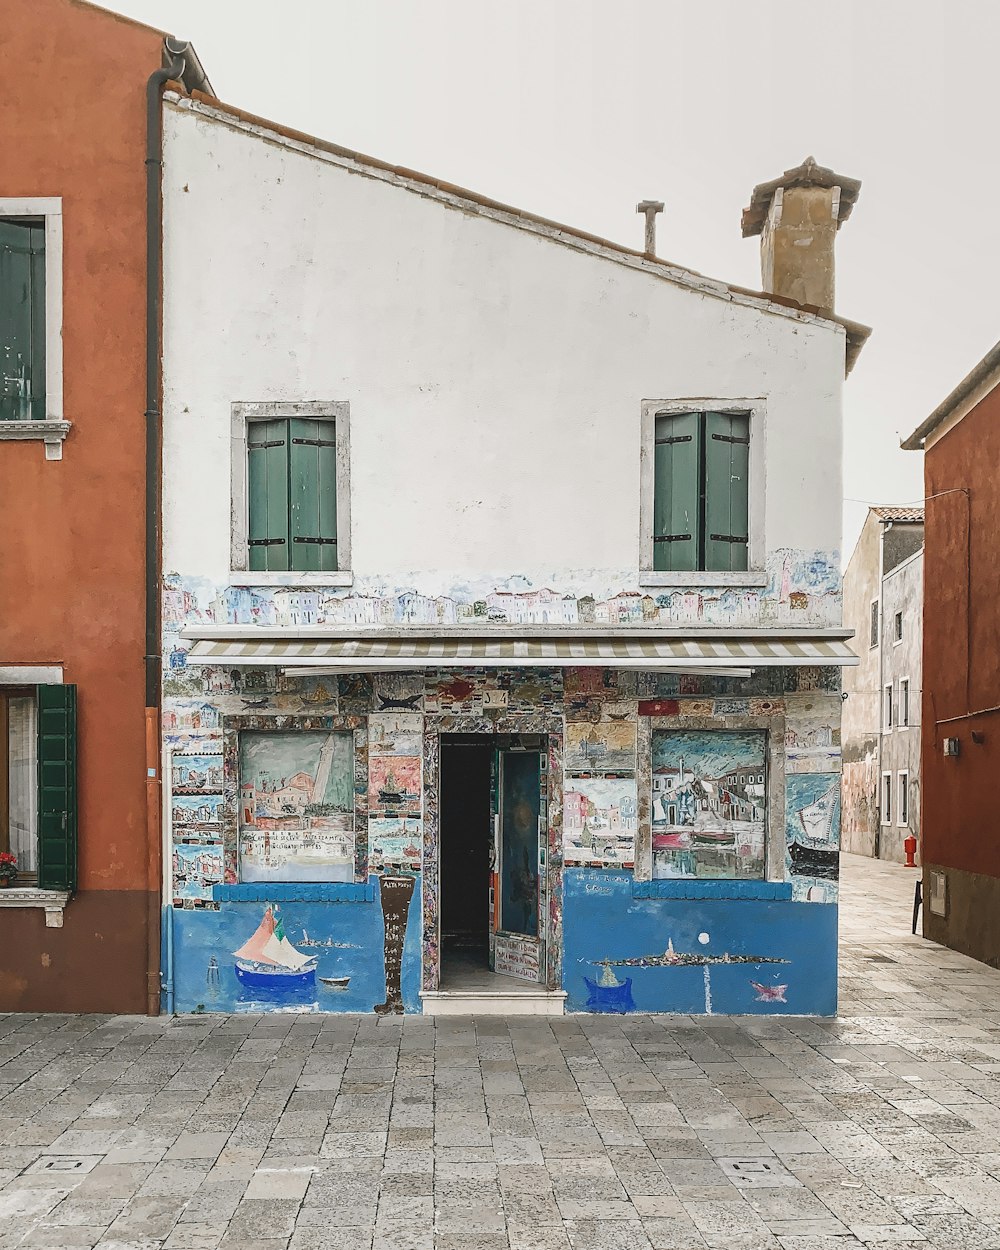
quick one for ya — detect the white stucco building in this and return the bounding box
[157,97,867,1018]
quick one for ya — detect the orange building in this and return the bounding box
[0,0,207,1012]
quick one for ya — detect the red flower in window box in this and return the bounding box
[0,852,18,885]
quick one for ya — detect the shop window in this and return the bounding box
[650,728,766,880]
[0,685,76,889]
[238,730,355,882]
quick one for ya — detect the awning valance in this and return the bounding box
[182,629,858,672]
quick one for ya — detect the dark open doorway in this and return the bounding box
[439,736,493,967]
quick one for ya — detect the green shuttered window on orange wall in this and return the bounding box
[248,418,338,572]
[36,685,77,892]
[653,410,749,573]
[0,219,46,423]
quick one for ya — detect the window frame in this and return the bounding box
[0,686,36,882]
[883,683,893,732]
[0,198,68,460]
[639,398,767,587]
[893,610,903,644]
[869,599,879,649]
[897,770,909,827]
[881,771,892,825]
[230,402,352,586]
[900,677,910,727]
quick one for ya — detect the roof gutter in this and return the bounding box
[901,338,1000,450]
[145,39,189,1019]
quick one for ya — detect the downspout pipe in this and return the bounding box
[145,44,186,1016]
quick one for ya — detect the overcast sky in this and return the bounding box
[109,0,999,560]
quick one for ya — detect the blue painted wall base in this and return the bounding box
[562,869,837,1016]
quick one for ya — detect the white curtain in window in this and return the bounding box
[8,697,37,873]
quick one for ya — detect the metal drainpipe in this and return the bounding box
[145,44,187,1016]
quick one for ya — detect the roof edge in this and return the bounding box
[170,91,869,375]
[902,339,1000,450]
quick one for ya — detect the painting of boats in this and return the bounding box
[320,976,351,989]
[233,905,317,991]
[788,840,839,879]
[785,773,841,889]
[565,722,637,773]
[584,962,635,1013]
[369,756,421,816]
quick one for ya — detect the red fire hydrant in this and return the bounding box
[903,835,918,868]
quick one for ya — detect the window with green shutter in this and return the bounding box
[0,219,46,422]
[0,684,76,890]
[652,410,749,572]
[248,418,338,572]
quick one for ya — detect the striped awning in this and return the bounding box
[182,630,858,672]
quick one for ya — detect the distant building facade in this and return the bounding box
[842,508,923,861]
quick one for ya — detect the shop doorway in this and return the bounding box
[439,733,547,990]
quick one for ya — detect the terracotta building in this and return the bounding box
[903,345,1000,967]
[0,0,207,1012]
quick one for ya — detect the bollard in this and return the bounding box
[912,879,922,935]
[903,835,917,867]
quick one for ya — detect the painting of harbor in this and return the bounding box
[563,778,637,867]
[565,722,637,773]
[651,730,767,879]
[238,731,355,882]
[368,755,421,816]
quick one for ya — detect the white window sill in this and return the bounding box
[639,571,768,588]
[0,887,70,926]
[0,420,71,460]
[229,571,354,588]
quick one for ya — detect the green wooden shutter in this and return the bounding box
[289,418,338,572]
[0,220,45,422]
[652,411,701,572]
[704,411,750,572]
[36,684,77,892]
[248,419,290,571]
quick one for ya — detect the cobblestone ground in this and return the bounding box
[2,854,1000,1250]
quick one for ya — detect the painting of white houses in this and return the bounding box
[239,732,355,881]
[652,731,767,879]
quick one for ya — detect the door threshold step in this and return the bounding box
[420,990,567,1016]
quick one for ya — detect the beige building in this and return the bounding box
[842,507,923,860]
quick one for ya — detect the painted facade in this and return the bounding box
[159,94,861,1014]
[842,508,923,861]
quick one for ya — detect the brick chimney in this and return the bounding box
[741,156,860,316]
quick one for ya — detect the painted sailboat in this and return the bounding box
[796,783,838,844]
[233,906,317,990]
[583,960,635,1013]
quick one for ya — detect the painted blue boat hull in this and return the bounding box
[234,963,316,991]
[583,975,635,1013]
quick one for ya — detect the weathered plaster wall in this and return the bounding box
[841,513,881,855]
[0,0,162,1012]
[880,550,922,863]
[161,99,845,596]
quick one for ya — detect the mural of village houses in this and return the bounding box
[651,730,767,878]
[172,843,224,903]
[172,754,223,793]
[238,731,356,882]
[161,549,840,655]
[564,778,637,867]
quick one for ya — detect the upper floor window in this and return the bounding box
[893,610,903,643]
[0,220,45,422]
[0,199,67,459]
[870,600,879,648]
[652,410,749,573]
[900,678,910,727]
[231,403,351,582]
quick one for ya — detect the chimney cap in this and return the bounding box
[741,156,861,237]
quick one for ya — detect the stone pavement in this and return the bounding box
[2,853,1000,1250]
